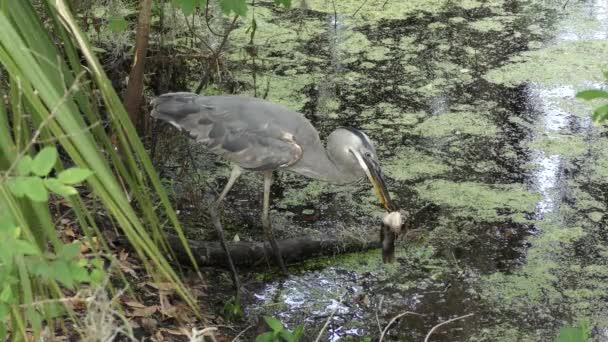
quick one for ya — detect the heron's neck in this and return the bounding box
[289,144,361,184]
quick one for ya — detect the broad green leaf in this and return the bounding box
[254,332,275,342]
[219,0,247,16]
[57,168,93,184]
[14,240,41,256]
[16,155,32,175]
[69,263,90,282]
[21,176,49,202]
[29,261,52,278]
[31,146,57,176]
[576,89,608,101]
[264,316,284,332]
[90,269,106,284]
[7,177,27,197]
[51,260,74,288]
[44,178,78,197]
[108,16,128,32]
[58,242,81,260]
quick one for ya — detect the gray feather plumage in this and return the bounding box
[151,93,324,171]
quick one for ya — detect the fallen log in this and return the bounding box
[152,235,381,268]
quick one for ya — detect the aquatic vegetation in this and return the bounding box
[485,40,608,87]
[415,180,539,221]
[414,111,499,138]
[384,148,450,181]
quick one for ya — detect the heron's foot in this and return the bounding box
[262,223,288,275]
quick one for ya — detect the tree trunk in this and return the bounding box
[124,235,382,268]
[124,0,152,133]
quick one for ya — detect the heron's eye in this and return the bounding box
[364,152,372,158]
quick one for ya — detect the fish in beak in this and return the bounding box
[353,151,396,211]
[353,150,400,263]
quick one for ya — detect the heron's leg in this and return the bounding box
[208,203,241,299]
[262,171,288,275]
[215,165,242,205]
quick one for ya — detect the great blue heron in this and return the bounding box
[151,92,397,274]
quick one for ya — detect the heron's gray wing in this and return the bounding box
[151,92,303,171]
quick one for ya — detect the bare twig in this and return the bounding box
[352,0,370,16]
[379,311,423,342]
[204,0,224,37]
[231,325,253,342]
[314,293,346,342]
[424,313,474,342]
[183,12,215,53]
[375,295,384,334]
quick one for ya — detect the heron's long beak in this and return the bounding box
[354,152,396,211]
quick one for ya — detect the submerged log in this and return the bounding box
[159,235,381,268]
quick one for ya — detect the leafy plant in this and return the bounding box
[0,0,201,339]
[6,146,92,202]
[576,71,608,122]
[255,316,304,342]
[222,295,243,320]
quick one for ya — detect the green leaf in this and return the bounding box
[31,146,57,176]
[273,0,291,8]
[21,176,49,202]
[172,0,207,16]
[7,177,27,197]
[90,269,106,284]
[57,168,93,184]
[254,332,275,342]
[592,104,608,122]
[219,0,247,16]
[279,330,296,342]
[58,242,81,260]
[108,16,128,32]
[264,316,284,332]
[44,178,78,197]
[16,155,32,175]
[0,286,12,302]
[556,326,587,342]
[29,261,53,278]
[51,260,74,288]
[14,240,41,256]
[69,263,90,282]
[576,89,608,101]
[293,324,304,339]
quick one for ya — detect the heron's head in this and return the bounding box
[328,128,395,211]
